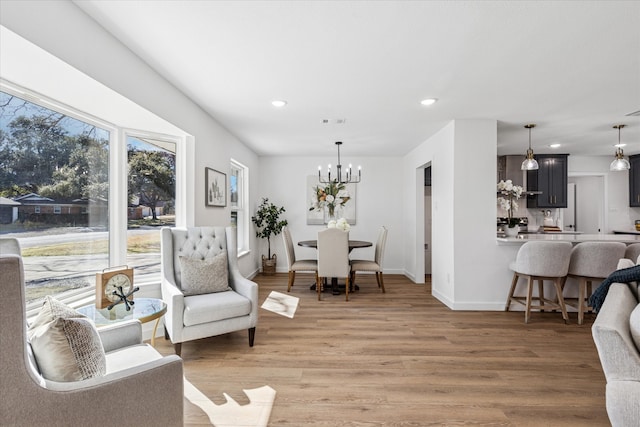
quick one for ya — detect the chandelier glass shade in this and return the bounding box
[318,141,361,184]
[521,124,539,171]
[610,124,630,171]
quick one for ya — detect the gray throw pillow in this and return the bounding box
[179,252,231,296]
[27,296,106,382]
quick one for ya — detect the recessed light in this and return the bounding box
[271,100,287,107]
[420,98,438,106]
[615,143,627,148]
[549,144,561,148]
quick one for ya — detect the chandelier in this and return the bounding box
[610,124,630,171]
[318,141,361,184]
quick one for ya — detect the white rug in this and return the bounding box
[261,291,299,318]
[184,378,276,427]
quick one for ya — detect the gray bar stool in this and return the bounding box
[505,241,572,323]
[624,243,640,264]
[565,242,626,325]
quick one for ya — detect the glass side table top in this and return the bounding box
[77,297,167,326]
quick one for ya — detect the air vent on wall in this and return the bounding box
[321,118,346,124]
[626,110,640,117]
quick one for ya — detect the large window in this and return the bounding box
[0,88,180,306]
[230,159,249,254]
[0,90,111,304]
[126,135,176,284]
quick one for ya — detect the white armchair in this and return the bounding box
[161,226,258,356]
[0,240,184,426]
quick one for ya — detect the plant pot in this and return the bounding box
[262,254,277,275]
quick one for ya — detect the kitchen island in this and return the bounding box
[497,233,640,245]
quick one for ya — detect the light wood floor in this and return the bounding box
[153,273,609,426]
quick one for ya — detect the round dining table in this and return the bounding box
[297,239,372,294]
[297,239,372,252]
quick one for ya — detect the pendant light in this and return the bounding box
[521,124,539,170]
[610,124,630,171]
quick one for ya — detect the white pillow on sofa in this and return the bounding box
[27,296,106,382]
[631,304,640,352]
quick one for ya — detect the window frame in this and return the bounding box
[230,159,249,256]
[1,81,186,301]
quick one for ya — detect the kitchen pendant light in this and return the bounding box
[521,124,539,170]
[610,124,630,171]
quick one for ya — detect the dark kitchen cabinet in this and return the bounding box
[629,154,640,207]
[526,154,568,208]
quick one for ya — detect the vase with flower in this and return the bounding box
[309,180,351,224]
[497,179,524,236]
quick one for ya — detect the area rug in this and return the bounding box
[184,378,276,427]
[260,290,299,318]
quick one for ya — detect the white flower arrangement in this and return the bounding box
[327,217,350,231]
[497,179,524,228]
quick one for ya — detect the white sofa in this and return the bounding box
[591,258,640,427]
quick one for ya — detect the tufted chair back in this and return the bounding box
[169,226,228,289]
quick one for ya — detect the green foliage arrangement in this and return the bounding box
[251,198,287,259]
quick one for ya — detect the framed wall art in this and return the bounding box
[306,175,356,225]
[205,167,226,207]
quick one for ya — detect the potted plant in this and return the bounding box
[497,179,524,236]
[251,197,288,275]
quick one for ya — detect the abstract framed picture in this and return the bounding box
[205,167,226,207]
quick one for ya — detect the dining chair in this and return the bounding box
[282,226,318,292]
[316,228,351,301]
[350,226,388,293]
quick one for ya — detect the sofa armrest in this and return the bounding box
[98,320,142,353]
[606,380,640,427]
[41,355,183,425]
[592,283,640,382]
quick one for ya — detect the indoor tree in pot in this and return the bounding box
[251,197,288,275]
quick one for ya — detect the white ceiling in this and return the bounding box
[74,1,640,159]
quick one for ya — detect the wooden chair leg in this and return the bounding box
[553,278,569,323]
[248,327,256,347]
[505,272,519,311]
[577,277,587,325]
[164,325,169,340]
[538,279,545,312]
[345,276,350,301]
[378,272,385,293]
[287,271,295,292]
[173,342,182,357]
[316,275,322,301]
[524,276,533,324]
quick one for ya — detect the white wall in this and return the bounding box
[257,156,405,274]
[0,0,261,277]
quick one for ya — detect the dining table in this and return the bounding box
[298,239,372,294]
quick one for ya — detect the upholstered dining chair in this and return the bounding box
[282,226,317,292]
[316,227,351,301]
[0,239,184,426]
[350,226,388,293]
[505,241,572,323]
[161,226,258,356]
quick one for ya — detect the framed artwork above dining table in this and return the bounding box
[306,175,356,225]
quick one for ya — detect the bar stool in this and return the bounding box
[624,243,640,264]
[505,241,572,323]
[564,242,626,325]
